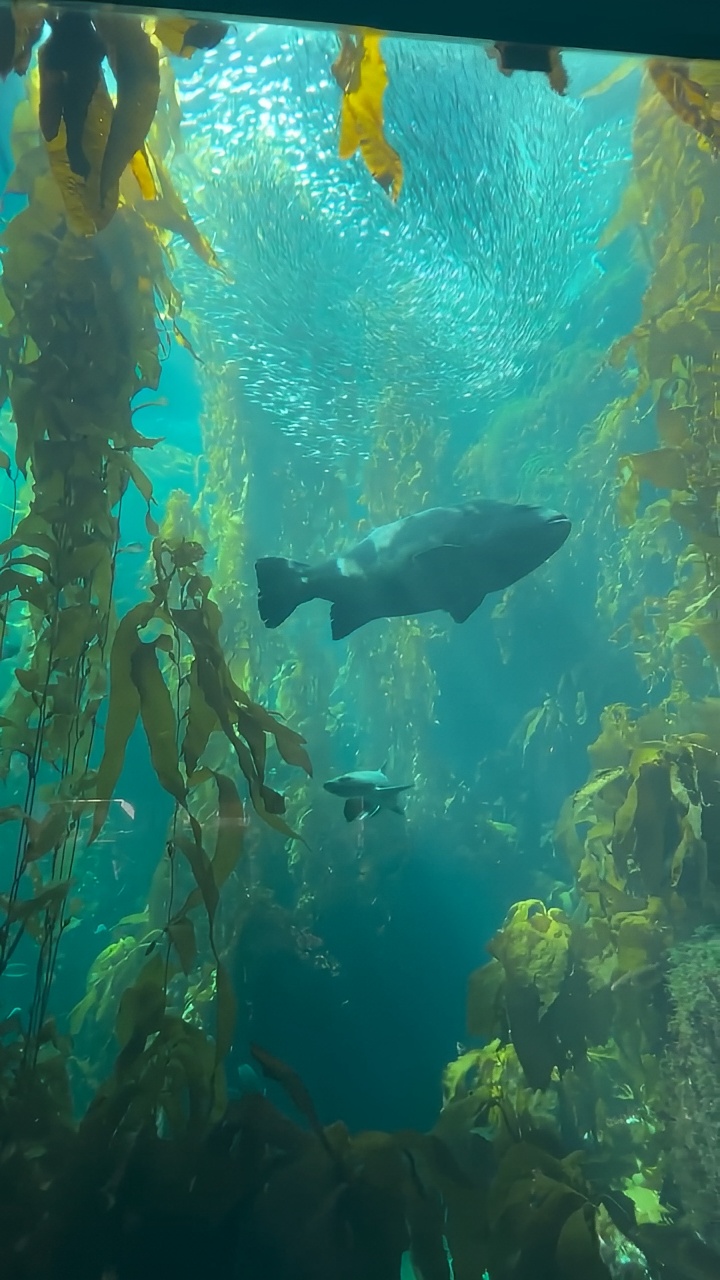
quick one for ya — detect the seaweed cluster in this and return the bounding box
[437,55,720,1277]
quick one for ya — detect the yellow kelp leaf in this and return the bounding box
[613,761,680,895]
[153,18,228,58]
[582,57,644,98]
[41,67,118,235]
[588,706,638,772]
[332,30,403,201]
[140,151,225,272]
[598,181,649,248]
[648,59,720,154]
[489,901,571,1014]
[441,1050,483,1105]
[129,146,157,200]
[94,15,160,206]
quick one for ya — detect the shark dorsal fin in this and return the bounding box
[380,759,388,773]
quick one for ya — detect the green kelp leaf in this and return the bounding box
[165,915,196,975]
[130,640,186,806]
[0,566,49,612]
[53,604,98,661]
[25,805,68,861]
[113,452,159,536]
[212,772,246,889]
[182,663,219,774]
[91,601,156,843]
[215,962,236,1063]
[69,989,96,1036]
[94,15,160,206]
[556,1205,608,1280]
[115,951,166,1066]
[173,834,219,928]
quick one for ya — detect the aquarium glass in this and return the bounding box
[0,7,719,1279]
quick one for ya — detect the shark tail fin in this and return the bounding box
[256,558,312,629]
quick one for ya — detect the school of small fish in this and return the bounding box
[171,26,636,457]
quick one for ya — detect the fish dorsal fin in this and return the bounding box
[380,759,388,773]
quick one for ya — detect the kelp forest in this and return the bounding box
[0,8,719,1280]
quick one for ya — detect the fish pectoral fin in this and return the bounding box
[411,545,485,623]
[448,594,485,624]
[343,798,365,823]
[330,598,375,640]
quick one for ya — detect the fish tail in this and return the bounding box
[255,557,313,628]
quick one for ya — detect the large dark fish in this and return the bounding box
[255,498,571,641]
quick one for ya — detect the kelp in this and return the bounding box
[331,28,403,201]
[487,42,568,95]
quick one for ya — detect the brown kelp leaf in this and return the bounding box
[0,805,26,824]
[114,452,159,531]
[0,879,71,922]
[94,15,160,206]
[130,640,186,805]
[115,951,166,1057]
[466,959,505,1038]
[648,59,720,154]
[39,14,106,179]
[488,42,568,94]
[250,1043,327,1143]
[0,448,10,473]
[0,9,14,76]
[91,602,156,842]
[245,700,313,775]
[25,806,68,861]
[153,18,229,57]
[215,962,236,1062]
[4,4,44,77]
[212,772,246,889]
[173,834,219,927]
[332,30,403,201]
[182,664,219,774]
[165,915,197,974]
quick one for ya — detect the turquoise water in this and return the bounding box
[1,13,702,1279]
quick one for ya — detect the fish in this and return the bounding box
[255,499,571,640]
[323,767,414,822]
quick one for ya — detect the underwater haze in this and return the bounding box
[1,10,720,1280]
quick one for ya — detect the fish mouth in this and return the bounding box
[541,510,572,543]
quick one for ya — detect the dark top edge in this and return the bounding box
[92,0,720,61]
